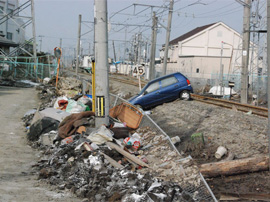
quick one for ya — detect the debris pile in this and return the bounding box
[34,132,197,201]
[23,76,213,201]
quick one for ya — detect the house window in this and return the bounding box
[7,32,12,40]
[0,6,4,14]
[196,68,199,73]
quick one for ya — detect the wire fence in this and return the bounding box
[0,57,57,79]
[110,93,218,202]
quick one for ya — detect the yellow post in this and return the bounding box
[92,61,95,112]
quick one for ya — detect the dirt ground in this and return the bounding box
[1,72,269,201]
[0,86,81,202]
[109,76,270,200]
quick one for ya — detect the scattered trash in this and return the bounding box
[246,110,253,115]
[43,77,51,84]
[215,146,227,159]
[39,131,58,146]
[39,108,70,122]
[110,103,143,129]
[171,136,181,145]
[27,117,59,141]
[123,132,141,150]
[58,111,95,139]
[209,86,236,96]
[87,125,113,145]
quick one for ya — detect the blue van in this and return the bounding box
[129,72,193,109]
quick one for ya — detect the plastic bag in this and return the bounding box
[123,133,141,150]
[66,99,86,113]
[53,96,68,109]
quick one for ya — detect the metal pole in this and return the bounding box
[220,42,224,96]
[76,14,82,75]
[149,12,157,80]
[5,0,8,39]
[112,40,117,72]
[256,33,260,106]
[60,38,62,49]
[267,0,270,171]
[124,27,127,61]
[137,32,142,65]
[94,0,109,127]
[31,0,37,78]
[241,0,251,104]
[92,60,95,113]
[162,0,174,76]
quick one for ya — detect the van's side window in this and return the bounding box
[145,81,160,93]
[161,76,178,88]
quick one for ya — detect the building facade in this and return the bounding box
[159,22,258,82]
[0,0,25,53]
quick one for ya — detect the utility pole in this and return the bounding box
[267,0,270,171]
[31,0,37,74]
[76,14,82,75]
[149,12,157,80]
[137,32,142,65]
[219,42,224,96]
[241,0,251,104]
[144,41,148,63]
[112,40,118,72]
[162,0,174,76]
[88,42,91,55]
[60,38,62,49]
[5,0,8,39]
[94,0,110,126]
[39,35,44,52]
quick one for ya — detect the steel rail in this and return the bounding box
[191,94,268,118]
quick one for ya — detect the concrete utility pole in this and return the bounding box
[31,0,37,70]
[219,42,224,96]
[162,0,174,76]
[112,40,117,72]
[137,32,142,65]
[60,38,62,49]
[94,0,110,126]
[149,12,157,80]
[76,14,82,75]
[241,0,251,104]
[39,35,44,52]
[267,0,270,171]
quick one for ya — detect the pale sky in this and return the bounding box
[20,0,267,60]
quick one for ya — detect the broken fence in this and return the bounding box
[110,93,218,202]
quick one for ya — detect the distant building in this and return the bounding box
[0,0,25,53]
[159,22,257,80]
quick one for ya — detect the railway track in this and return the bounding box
[191,94,268,118]
[72,71,268,118]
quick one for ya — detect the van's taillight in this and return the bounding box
[187,79,190,85]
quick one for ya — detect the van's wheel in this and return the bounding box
[179,90,190,100]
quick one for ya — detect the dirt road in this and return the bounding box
[0,86,80,202]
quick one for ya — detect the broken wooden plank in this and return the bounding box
[100,152,124,169]
[220,193,270,201]
[106,142,149,168]
[200,155,269,178]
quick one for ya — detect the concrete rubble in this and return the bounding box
[22,76,214,201]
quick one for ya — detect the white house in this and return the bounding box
[159,22,257,82]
